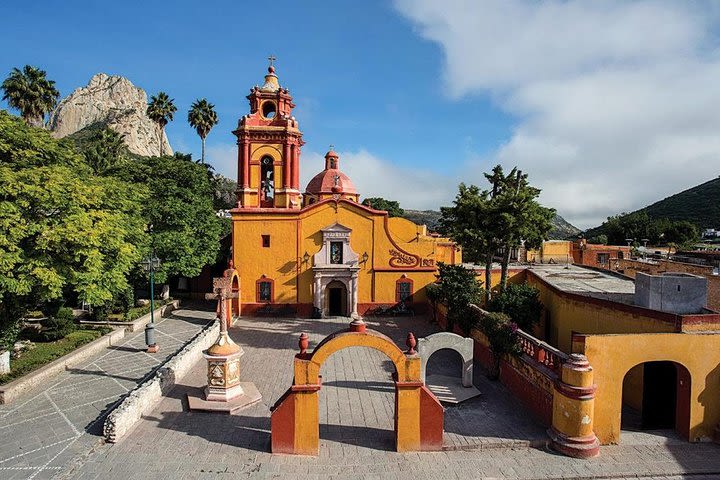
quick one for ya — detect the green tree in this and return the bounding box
[111,154,223,283]
[487,283,543,332]
[146,92,177,157]
[440,183,497,302]
[0,112,146,349]
[82,127,128,174]
[1,65,59,128]
[361,197,405,217]
[187,98,218,164]
[430,263,483,334]
[487,166,554,291]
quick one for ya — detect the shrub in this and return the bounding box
[474,310,521,379]
[91,304,110,322]
[40,307,76,341]
[487,283,543,332]
[431,263,483,334]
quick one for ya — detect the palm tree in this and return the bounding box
[1,65,60,127]
[187,98,218,164]
[146,92,177,156]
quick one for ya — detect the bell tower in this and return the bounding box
[233,58,304,209]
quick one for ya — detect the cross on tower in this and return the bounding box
[329,144,334,151]
[268,55,276,67]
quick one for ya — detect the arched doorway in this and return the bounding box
[319,346,396,450]
[621,361,691,439]
[325,280,348,317]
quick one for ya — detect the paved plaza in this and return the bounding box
[3,309,720,479]
[0,306,216,480]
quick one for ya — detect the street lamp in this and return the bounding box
[141,254,161,353]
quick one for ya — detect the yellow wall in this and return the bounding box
[527,241,572,264]
[578,333,720,444]
[527,273,676,352]
[231,199,459,308]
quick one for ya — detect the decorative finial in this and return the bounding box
[299,332,309,355]
[406,332,417,355]
[268,54,277,73]
[329,144,334,151]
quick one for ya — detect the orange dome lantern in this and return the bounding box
[303,149,359,206]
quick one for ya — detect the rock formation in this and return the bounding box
[49,73,172,157]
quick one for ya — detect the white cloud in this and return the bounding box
[394,0,720,229]
[302,149,458,210]
[205,143,237,179]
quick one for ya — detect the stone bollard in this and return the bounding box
[547,353,600,458]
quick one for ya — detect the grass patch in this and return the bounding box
[0,328,112,385]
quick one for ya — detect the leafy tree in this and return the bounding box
[362,197,404,217]
[430,263,483,334]
[146,92,177,156]
[487,283,543,332]
[487,166,554,291]
[81,127,128,174]
[111,154,223,283]
[1,65,59,128]
[440,183,497,302]
[587,234,608,245]
[212,174,238,210]
[0,112,146,348]
[187,98,218,164]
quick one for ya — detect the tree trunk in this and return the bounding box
[500,245,512,293]
[201,136,206,164]
[158,125,163,157]
[484,252,493,304]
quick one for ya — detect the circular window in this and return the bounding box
[262,101,277,119]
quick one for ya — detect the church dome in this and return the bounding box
[305,150,358,196]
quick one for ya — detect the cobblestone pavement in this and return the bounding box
[0,306,215,480]
[59,314,720,479]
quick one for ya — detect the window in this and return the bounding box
[396,278,413,303]
[597,253,609,264]
[262,235,270,248]
[330,241,343,264]
[256,278,273,303]
[617,251,624,260]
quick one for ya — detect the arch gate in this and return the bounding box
[417,332,474,387]
[270,326,444,454]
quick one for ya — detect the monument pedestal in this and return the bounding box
[187,347,263,414]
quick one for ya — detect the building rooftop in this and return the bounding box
[528,264,636,304]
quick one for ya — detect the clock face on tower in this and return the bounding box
[262,157,272,166]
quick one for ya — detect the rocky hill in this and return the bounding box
[402,209,580,240]
[49,73,172,157]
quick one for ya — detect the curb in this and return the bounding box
[78,300,181,332]
[103,319,220,443]
[0,328,126,405]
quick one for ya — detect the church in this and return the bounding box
[230,63,461,317]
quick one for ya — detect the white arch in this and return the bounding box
[417,332,474,387]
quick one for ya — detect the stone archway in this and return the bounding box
[270,326,444,455]
[417,332,474,386]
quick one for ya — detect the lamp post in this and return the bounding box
[142,254,161,353]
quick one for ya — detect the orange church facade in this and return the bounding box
[230,64,460,317]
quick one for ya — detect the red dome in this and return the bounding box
[305,169,357,195]
[305,150,358,196]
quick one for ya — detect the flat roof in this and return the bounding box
[528,264,636,304]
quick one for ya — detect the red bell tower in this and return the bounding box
[233,58,304,209]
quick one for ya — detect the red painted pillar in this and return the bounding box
[243,142,250,187]
[237,140,244,188]
[292,144,300,189]
[283,143,291,188]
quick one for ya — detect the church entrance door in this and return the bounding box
[326,281,347,316]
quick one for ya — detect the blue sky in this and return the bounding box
[3,1,720,229]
